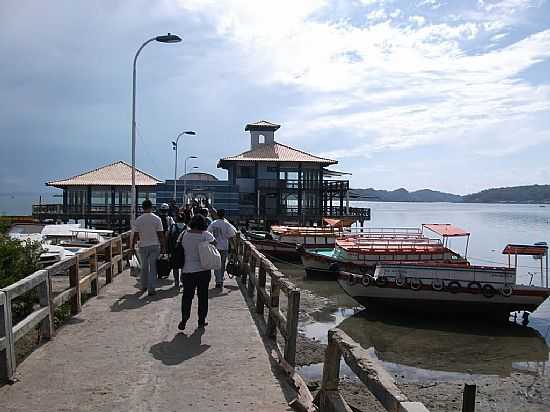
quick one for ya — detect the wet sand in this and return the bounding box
[273,260,550,412]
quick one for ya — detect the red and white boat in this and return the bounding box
[300,224,470,277]
[336,243,550,320]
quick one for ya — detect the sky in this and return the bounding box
[1,0,550,204]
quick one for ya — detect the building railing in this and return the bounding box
[32,204,145,218]
[315,328,430,412]
[0,231,132,381]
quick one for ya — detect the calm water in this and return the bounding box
[275,202,550,382]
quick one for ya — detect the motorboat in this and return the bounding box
[300,224,469,277]
[246,218,355,262]
[336,243,550,320]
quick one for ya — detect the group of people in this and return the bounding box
[131,199,237,331]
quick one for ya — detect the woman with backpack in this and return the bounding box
[178,214,218,331]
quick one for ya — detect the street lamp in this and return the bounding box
[183,157,198,205]
[130,33,182,228]
[172,131,196,201]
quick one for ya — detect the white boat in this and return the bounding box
[336,243,550,320]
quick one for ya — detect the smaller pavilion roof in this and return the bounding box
[245,120,281,131]
[218,142,337,167]
[46,161,161,188]
[423,223,470,237]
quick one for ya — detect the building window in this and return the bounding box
[240,193,256,205]
[237,166,254,178]
[267,166,278,173]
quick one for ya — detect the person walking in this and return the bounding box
[131,199,166,296]
[178,214,215,331]
[157,203,175,279]
[167,213,187,288]
[208,209,236,289]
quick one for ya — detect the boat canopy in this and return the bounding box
[323,218,355,227]
[502,244,548,256]
[422,224,470,237]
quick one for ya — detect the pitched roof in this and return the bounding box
[46,161,161,187]
[218,142,337,167]
[245,120,281,131]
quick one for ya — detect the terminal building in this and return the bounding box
[34,121,369,229]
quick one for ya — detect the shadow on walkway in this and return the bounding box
[110,287,179,312]
[149,329,210,366]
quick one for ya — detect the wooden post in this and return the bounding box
[256,263,267,315]
[69,256,81,315]
[284,288,300,367]
[0,291,15,381]
[320,329,342,392]
[90,250,98,296]
[247,254,255,297]
[38,274,54,340]
[105,241,113,284]
[116,237,123,274]
[266,274,280,339]
[462,384,476,412]
[241,245,249,285]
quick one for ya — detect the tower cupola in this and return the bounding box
[245,120,280,149]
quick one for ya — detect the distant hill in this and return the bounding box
[351,184,550,203]
[350,188,462,203]
[462,184,550,204]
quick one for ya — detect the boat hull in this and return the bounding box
[337,272,550,318]
[252,239,337,263]
[301,248,377,278]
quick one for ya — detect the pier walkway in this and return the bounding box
[1,270,291,411]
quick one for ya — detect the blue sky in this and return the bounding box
[1,0,549,199]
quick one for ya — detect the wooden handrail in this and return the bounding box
[0,230,132,382]
[230,234,316,411]
[315,328,430,412]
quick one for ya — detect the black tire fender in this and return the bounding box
[447,281,461,294]
[409,278,423,291]
[468,281,482,294]
[482,284,496,298]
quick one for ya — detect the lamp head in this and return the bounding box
[184,131,196,135]
[156,33,182,43]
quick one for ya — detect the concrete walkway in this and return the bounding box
[1,270,292,412]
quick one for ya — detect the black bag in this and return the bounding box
[171,242,185,269]
[157,254,171,278]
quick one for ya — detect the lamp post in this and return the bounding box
[172,131,196,202]
[183,157,198,205]
[130,33,181,228]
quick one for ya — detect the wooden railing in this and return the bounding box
[231,234,317,411]
[315,328,429,412]
[232,234,301,367]
[0,231,132,382]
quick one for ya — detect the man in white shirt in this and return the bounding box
[131,199,166,296]
[207,209,237,289]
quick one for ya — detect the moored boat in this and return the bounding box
[245,218,355,262]
[335,243,550,320]
[301,224,469,277]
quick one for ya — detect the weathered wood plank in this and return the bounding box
[77,245,99,259]
[320,330,343,392]
[313,390,353,412]
[69,256,81,314]
[0,291,15,381]
[2,270,48,299]
[38,274,54,340]
[331,329,409,411]
[285,289,300,367]
[13,306,49,343]
[269,307,288,340]
[46,256,78,275]
[256,264,267,315]
[0,336,6,351]
[52,287,77,308]
[79,272,97,289]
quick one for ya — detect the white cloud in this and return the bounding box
[176,0,550,160]
[409,15,426,26]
